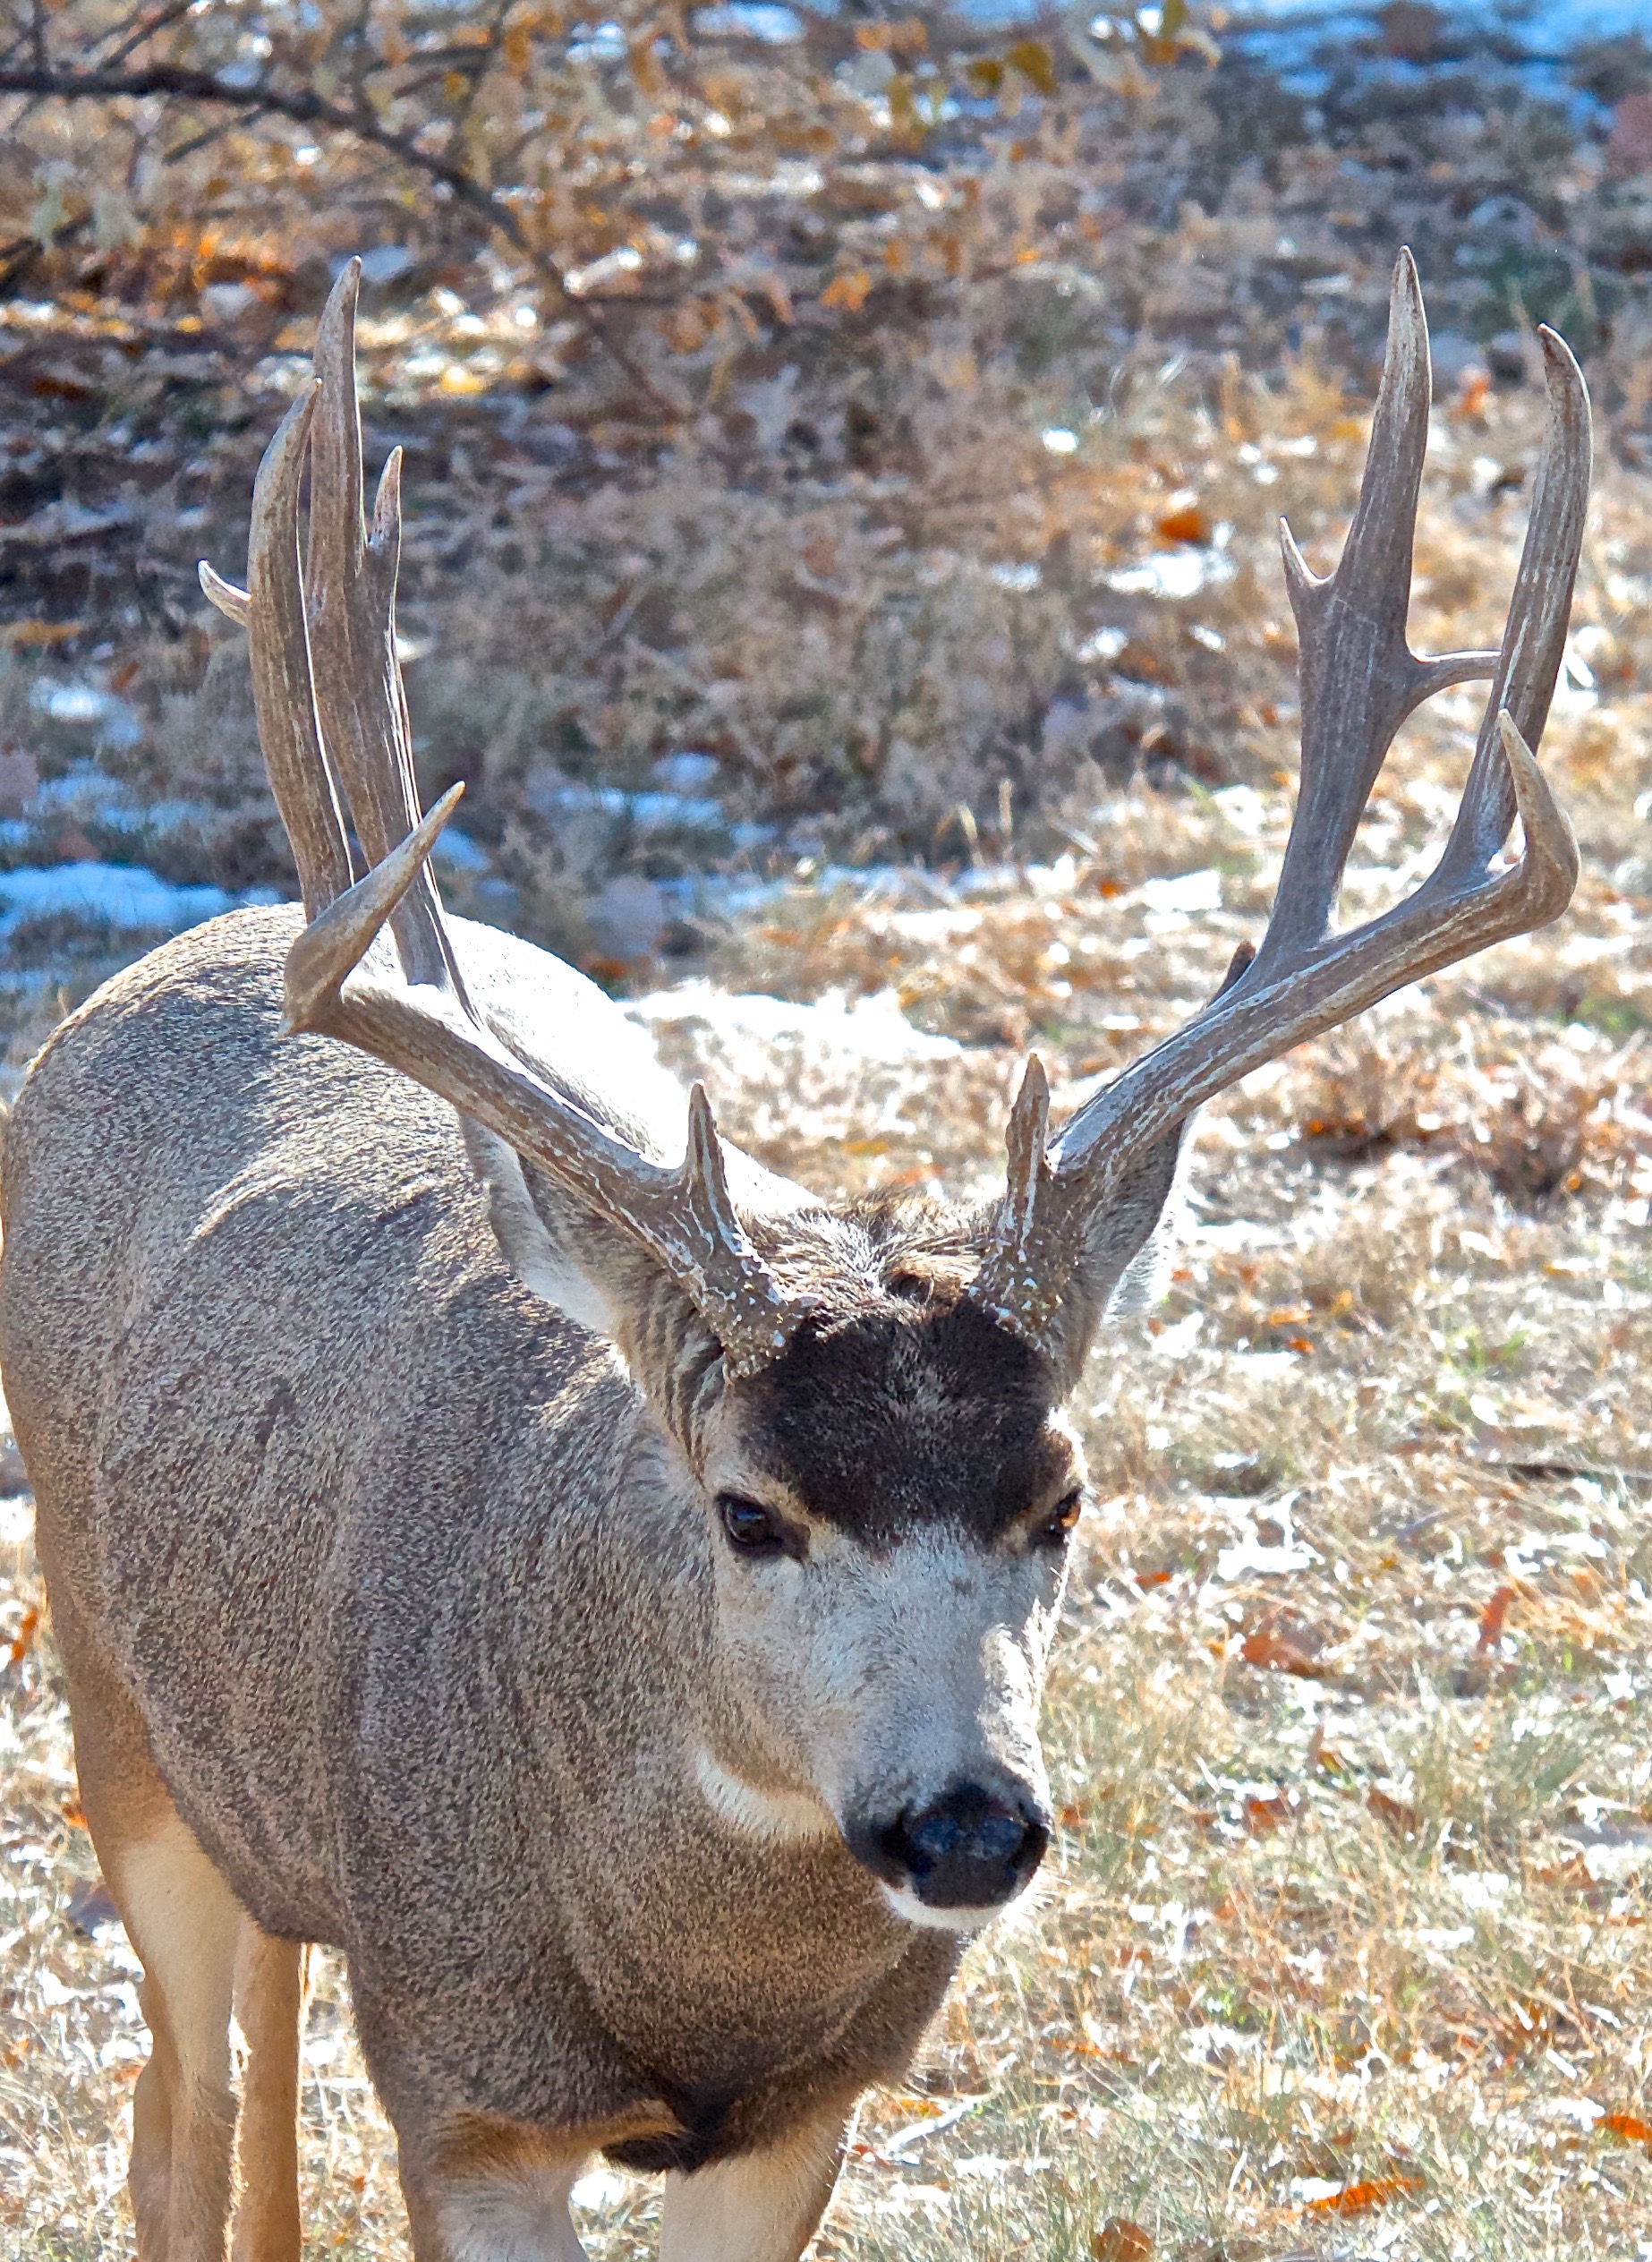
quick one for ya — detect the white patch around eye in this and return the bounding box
[876,1880,1004,1933]
[438,2163,587,2262]
[694,1747,837,1844]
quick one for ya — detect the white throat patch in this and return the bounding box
[694,1747,836,1845]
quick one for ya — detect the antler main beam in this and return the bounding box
[203,261,809,1378]
[970,251,1588,1353]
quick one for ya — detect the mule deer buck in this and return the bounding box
[0,250,1587,2260]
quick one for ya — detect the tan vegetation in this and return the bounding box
[4,531,1652,2247]
[3,4,1652,2256]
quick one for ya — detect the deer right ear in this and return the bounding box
[463,1122,642,1344]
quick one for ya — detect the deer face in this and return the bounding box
[695,1293,1081,1930]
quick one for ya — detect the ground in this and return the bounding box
[3,13,1652,2258]
[4,594,1652,2253]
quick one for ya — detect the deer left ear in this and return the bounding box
[1043,1121,1196,1385]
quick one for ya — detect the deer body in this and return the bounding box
[2,905,967,2159]
[0,252,1588,2260]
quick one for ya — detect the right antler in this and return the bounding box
[967,251,1588,1354]
[203,263,812,1378]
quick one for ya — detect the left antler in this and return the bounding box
[969,250,1588,1354]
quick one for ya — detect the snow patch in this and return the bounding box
[0,863,278,939]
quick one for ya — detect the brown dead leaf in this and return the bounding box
[3,620,82,648]
[1240,1614,1325,1678]
[1477,1583,1516,1652]
[1156,501,1212,546]
[1004,38,1058,95]
[1093,2221,1153,2262]
[1367,1788,1423,1839]
[821,270,874,313]
[1302,2175,1425,2215]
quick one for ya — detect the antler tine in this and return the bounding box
[284,815,811,1374]
[1430,323,1590,894]
[307,259,456,994]
[970,256,1588,1360]
[200,384,354,919]
[1257,249,1501,976]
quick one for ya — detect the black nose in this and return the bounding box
[859,1782,1049,1909]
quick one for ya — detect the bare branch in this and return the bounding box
[0,56,685,413]
[0,60,544,263]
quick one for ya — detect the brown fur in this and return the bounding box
[0,902,1184,2256]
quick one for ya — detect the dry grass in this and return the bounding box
[5,689,1652,2258]
[4,69,1652,2254]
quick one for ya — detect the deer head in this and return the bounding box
[201,251,1585,1927]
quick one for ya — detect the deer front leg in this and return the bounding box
[231,1921,311,2262]
[659,2106,853,2262]
[385,2107,592,2262]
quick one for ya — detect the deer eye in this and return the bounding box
[1035,1490,1084,1549]
[717,1493,790,1559]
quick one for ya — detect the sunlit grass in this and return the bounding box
[3,242,1652,2262]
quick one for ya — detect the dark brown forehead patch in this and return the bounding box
[739,1300,1069,1549]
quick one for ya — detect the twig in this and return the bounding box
[99,0,195,73]
[0,62,541,262]
[0,58,686,414]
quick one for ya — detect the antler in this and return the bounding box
[202,261,810,1378]
[970,250,1588,1353]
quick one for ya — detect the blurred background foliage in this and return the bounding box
[0,0,1648,982]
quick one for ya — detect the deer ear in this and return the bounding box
[1043,1122,1195,1380]
[464,1122,639,1343]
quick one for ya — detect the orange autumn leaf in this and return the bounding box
[1477,1582,1516,1652]
[821,270,873,313]
[1243,1792,1293,1833]
[1303,2176,1425,2216]
[1240,1620,1324,1678]
[8,1607,38,1666]
[1156,502,1212,545]
[1601,2111,1652,2146]
[1093,2221,1153,2262]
